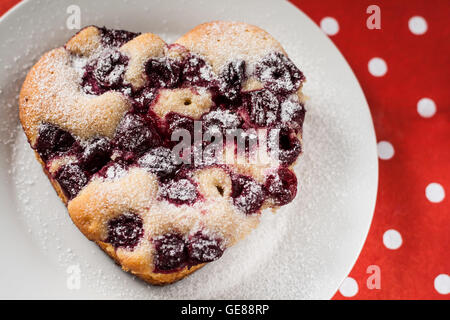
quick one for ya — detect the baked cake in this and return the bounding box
[19,21,306,284]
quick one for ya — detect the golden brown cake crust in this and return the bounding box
[19,48,131,143]
[176,21,286,73]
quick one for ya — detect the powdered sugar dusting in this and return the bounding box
[21,47,129,140]
[103,162,128,181]
[203,109,241,129]
[71,55,89,79]
[13,21,301,296]
[1,0,376,300]
[160,178,198,203]
[281,94,303,123]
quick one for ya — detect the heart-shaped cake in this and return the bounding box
[19,21,306,284]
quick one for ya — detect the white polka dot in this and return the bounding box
[339,277,358,297]
[409,16,428,35]
[320,17,339,36]
[383,229,402,250]
[434,274,450,295]
[377,141,394,160]
[417,98,436,118]
[368,57,387,77]
[426,183,445,203]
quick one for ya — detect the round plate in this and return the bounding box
[0,0,377,299]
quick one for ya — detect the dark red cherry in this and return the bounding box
[113,113,161,155]
[265,167,297,205]
[255,52,304,94]
[137,147,180,179]
[231,174,266,215]
[145,58,181,88]
[35,123,75,161]
[280,97,306,129]
[219,60,246,101]
[106,212,143,249]
[279,129,302,165]
[100,27,140,47]
[55,164,88,199]
[268,128,302,165]
[165,112,195,140]
[202,109,243,133]
[80,137,111,173]
[181,54,215,87]
[160,178,199,205]
[153,233,187,272]
[188,232,224,264]
[81,50,128,95]
[132,87,158,113]
[246,90,280,127]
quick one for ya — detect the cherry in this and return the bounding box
[255,52,304,94]
[100,27,140,48]
[55,164,88,199]
[145,58,181,88]
[246,90,280,127]
[279,129,302,165]
[219,60,246,101]
[132,87,158,113]
[81,50,128,95]
[137,147,180,179]
[188,232,223,264]
[153,233,187,271]
[265,167,297,205]
[231,174,266,215]
[106,212,143,249]
[202,109,242,133]
[80,137,111,174]
[268,128,301,165]
[35,123,76,161]
[280,97,306,129]
[113,113,161,155]
[160,178,199,205]
[181,54,215,87]
[165,112,195,141]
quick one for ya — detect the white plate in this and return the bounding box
[0,0,378,299]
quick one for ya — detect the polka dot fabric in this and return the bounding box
[1,0,448,299]
[292,0,450,299]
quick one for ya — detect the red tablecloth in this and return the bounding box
[1,0,448,300]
